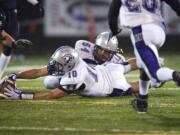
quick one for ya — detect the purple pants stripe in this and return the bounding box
[132,26,160,80]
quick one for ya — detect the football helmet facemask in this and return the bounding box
[48,46,79,76]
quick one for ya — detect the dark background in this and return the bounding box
[15,0,180,56]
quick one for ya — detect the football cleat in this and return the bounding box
[132,98,148,113]
[172,71,180,86]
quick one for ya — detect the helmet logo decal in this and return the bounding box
[63,54,74,65]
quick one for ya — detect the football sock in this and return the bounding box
[156,67,174,81]
[139,79,150,95]
[0,53,11,79]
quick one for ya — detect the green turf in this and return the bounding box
[0,53,180,135]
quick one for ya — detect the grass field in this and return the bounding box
[0,53,180,135]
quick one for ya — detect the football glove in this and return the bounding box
[12,39,33,49]
[0,79,16,99]
[4,85,22,100]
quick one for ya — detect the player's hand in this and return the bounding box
[0,79,17,99]
[13,39,33,49]
[4,86,22,100]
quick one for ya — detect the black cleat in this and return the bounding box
[131,95,148,113]
[132,98,148,113]
[173,71,180,86]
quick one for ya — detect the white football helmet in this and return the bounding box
[48,46,79,76]
[95,31,118,52]
[93,31,119,64]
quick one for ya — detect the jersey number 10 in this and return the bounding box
[125,0,157,13]
[68,70,77,78]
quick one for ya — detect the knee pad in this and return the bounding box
[3,46,12,56]
[44,76,60,89]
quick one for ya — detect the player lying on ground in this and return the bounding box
[0,45,140,100]
[0,31,165,99]
[75,31,137,72]
[0,11,32,79]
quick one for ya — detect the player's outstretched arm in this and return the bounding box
[5,66,48,82]
[33,89,69,100]
[2,82,69,100]
[16,66,48,79]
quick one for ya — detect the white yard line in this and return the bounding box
[0,126,179,134]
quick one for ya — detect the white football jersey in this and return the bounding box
[60,58,131,97]
[120,0,164,27]
[75,40,95,62]
[75,40,125,65]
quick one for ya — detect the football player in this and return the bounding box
[108,0,180,112]
[0,0,43,79]
[75,31,138,73]
[0,11,32,79]
[1,46,139,100]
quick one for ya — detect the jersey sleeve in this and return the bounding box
[108,0,122,35]
[75,40,97,65]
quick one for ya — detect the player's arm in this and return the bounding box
[129,81,139,93]
[163,0,180,16]
[2,85,69,100]
[0,30,15,47]
[108,0,122,36]
[33,88,69,100]
[6,66,48,81]
[122,58,138,74]
[0,30,32,49]
[16,66,48,79]
[127,58,138,71]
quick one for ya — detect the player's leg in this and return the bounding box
[156,67,180,86]
[131,23,180,112]
[131,69,149,112]
[130,24,164,112]
[0,46,12,79]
